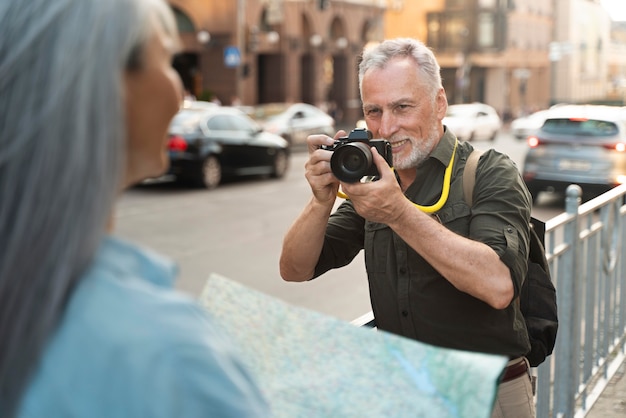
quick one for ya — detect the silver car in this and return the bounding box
[522,105,626,202]
[247,103,335,146]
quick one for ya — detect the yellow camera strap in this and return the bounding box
[336,140,458,214]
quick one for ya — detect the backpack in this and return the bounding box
[463,149,558,367]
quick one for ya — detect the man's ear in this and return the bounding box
[435,88,448,119]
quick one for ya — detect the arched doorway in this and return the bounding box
[327,17,349,123]
[171,7,199,96]
[300,13,316,105]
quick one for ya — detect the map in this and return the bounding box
[200,274,507,418]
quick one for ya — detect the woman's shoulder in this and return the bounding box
[20,237,269,417]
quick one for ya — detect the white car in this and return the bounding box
[248,103,335,146]
[511,110,551,140]
[510,104,571,140]
[443,103,502,142]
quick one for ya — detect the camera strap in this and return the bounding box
[336,140,458,214]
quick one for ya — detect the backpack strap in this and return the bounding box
[463,149,484,206]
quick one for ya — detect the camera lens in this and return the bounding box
[330,142,373,183]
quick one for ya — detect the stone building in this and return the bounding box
[385,0,553,119]
[168,0,385,124]
[384,0,622,118]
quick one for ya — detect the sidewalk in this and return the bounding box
[585,360,626,417]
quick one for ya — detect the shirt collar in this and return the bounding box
[96,235,178,288]
[427,127,457,168]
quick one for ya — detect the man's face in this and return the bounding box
[361,57,447,170]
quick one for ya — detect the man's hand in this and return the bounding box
[304,130,346,205]
[340,146,411,225]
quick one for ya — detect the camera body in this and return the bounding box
[322,128,393,183]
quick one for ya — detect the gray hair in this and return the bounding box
[0,0,177,415]
[358,38,443,99]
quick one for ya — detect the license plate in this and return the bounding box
[558,159,591,171]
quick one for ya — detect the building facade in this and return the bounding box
[168,0,385,124]
[167,0,625,126]
[385,0,553,119]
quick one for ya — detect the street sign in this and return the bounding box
[224,46,241,68]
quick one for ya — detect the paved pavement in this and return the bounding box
[586,359,626,417]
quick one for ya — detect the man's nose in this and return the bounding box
[377,112,397,139]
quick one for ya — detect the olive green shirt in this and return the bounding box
[314,129,532,357]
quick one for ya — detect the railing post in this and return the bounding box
[554,185,582,417]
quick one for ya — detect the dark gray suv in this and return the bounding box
[522,105,626,202]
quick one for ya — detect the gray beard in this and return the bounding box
[391,124,441,170]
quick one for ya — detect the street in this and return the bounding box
[114,130,565,322]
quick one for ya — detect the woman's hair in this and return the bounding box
[0,0,178,415]
[358,38,443,99]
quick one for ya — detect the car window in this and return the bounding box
[229,114,259,132]
[169,110,204,134]
[542,118,619,137]
[207,115,236,131]
[207,114,259,133]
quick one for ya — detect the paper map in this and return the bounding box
[200,274,506,418]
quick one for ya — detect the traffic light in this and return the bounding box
[318,0,330,10]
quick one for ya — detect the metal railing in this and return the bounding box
[352,183,626,418]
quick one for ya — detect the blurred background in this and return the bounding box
[117,0,626,322]
[169,0,626,127]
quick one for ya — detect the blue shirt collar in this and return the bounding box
[95,235,178,288]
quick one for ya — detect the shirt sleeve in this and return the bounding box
[313,200,366,279]
[470,149,532,296]
[139,315,270,418]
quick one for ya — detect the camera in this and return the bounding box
[321,128,393,183]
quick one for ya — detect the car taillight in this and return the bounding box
[527,136,540,148]
[168,135,187,152]
[602,143,626,152]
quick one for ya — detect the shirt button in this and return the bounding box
[507,226,513,233]
[402,310,409,317]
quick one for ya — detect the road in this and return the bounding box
[114,130,564,322]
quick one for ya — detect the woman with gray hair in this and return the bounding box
[0,0,268,416]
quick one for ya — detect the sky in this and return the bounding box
[601,0,626,21]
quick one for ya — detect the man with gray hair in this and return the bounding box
[280,38,534,417]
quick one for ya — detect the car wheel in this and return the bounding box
[201,155,221,189]
[271,150,288,178]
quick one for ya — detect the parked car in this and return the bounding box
[511,109,552,140]
[510,104,570,140]
[443,103,502,141]
[247,102,335,146]
[167,106,290,189]
[522,105,626,202]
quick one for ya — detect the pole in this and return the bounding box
[237,0,245,103]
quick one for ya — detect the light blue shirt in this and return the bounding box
[18,236,269,417]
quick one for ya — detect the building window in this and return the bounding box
[477,12,495,48]
[447,0,471,8]
[172,7,195,33]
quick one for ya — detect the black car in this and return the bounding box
[167,106,290,189]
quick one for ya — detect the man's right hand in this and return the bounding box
[304,130,346,205]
